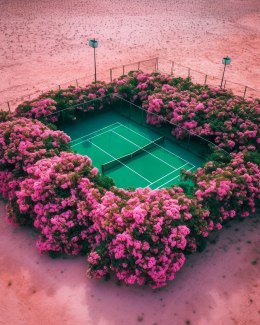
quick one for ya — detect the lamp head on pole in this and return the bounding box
[88,39,99,48]
[222,56,231,65]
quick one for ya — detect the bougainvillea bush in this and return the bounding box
[145,90,259,152]
[0,71,259,288]
[9,152,105,255]
[183,151,260,226]
[87,187,210,288]
[0,117,70,201]
[15,98,58,123]
[15,82,113,124]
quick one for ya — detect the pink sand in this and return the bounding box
[1,202,260,325]
[0,0,260,105]
[0,1,260,324]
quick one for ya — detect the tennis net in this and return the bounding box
[101,136,164,173]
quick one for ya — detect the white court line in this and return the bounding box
[87,140,152,184]
[71,125,121,147]
[112,130,177,170]
[156,166,196,189]
[118,123,196,168]
[70,121,196,188]
[70,122,121,144]
[148,163,188,188]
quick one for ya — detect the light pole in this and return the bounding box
[88,39,99,83]
[220,56,231,88]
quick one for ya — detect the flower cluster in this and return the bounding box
[0,118,70,199]
[185,152,260,226]
[14,82,113,124]
[9,152,101,254]
[144,84,259,152]
[15,98,58,123]
[87,187,208,288]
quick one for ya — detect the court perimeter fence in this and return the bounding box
[1,57,259,112]
[47,93,231,163]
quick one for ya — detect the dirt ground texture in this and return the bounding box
[0,1,260,324]
[0,0,260,105]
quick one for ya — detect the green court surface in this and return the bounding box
[62,110,203,189]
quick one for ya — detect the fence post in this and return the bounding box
[243,86,247,99]
[110,69,112,82]
[204,74,208,85]
[123,65,125,75]
[171,61,174,75]
[155,57,159,72]
[224,80,226,89]
[138,62,140,70]
[7,101,11,112]
[76,79,78,87]
[188,68,190,78]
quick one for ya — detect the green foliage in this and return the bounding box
[54,187,71,198]
[93,174,115,190]
[206,148,232,165]
[0,110,11,122]
[244,151,260,167]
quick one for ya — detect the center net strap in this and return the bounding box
[101,136,164,173]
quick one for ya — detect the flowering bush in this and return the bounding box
[0,110,13,122]
[114,71,175,103]
[8,152,104,255]
[87,187,208,288]
[14,82,113,124]
[183,152,260,227]
[0,118,70,199]
[143,83,259,152]
[15,98,58,123]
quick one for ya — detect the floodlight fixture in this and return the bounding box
[220,56,232,88]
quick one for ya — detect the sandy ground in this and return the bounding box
[0,0,260,107]
[0,1,260,324]
[0,202,260,325]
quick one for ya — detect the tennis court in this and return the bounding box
[70,121,196,189]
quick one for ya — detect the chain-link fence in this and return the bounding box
[157,57,260,99]
[1,56,259,113]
